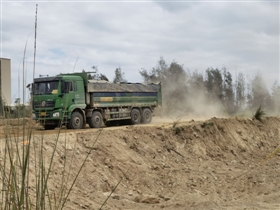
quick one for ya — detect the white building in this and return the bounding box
[0,58,11,104]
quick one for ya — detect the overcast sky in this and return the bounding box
[1,0,279,104]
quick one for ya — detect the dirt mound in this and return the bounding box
[4,117,280,209]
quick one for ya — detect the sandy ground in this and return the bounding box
[1,116,280,209]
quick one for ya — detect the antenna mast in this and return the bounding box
[32,4,38,102]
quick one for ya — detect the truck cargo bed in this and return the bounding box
[87,81,162,107]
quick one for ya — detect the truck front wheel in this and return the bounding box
[89,111,103,128]
[130,109,141,124]
[70,112,84,129]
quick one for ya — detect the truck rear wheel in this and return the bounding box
[89,111,103,128]
[70,112,83,129]
[142,108,152,124]
[131,109,141,124]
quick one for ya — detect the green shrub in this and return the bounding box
[253,105,266,122]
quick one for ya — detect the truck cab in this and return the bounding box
[33,75,86,130]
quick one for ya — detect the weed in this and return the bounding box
[253,105,266,122]
[174,126,181,134]
[174,126,184,135]
[172,117,184,134]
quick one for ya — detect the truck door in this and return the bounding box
[61,80,76,106]
[61,80,86,108]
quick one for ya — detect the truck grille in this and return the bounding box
[33,101,55,108]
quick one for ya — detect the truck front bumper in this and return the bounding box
[34,109,64,121]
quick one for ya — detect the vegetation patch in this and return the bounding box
[174,126,184,135]
[253,105,266,122]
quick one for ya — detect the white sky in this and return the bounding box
[0,0,279,103]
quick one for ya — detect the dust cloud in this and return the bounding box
[155,82,227,122]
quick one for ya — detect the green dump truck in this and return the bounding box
[32,72,162,130]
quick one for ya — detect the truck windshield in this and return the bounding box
[34,81,59,95]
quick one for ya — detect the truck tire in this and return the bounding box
[44,124,57,130]
[141,108,152,124]
[130,109,141,124]
[70,112,83,129]
[89,111,103,128]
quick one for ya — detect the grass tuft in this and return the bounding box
[253,105,266,122]
[174,126,182,135]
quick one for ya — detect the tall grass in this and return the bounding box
[0,107,102,209]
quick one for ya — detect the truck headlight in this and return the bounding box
[53,112,60,117]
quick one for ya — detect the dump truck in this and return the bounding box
[32,72,162,130]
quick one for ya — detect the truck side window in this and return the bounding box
[61,81,75,93]
[62,81,70,93]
